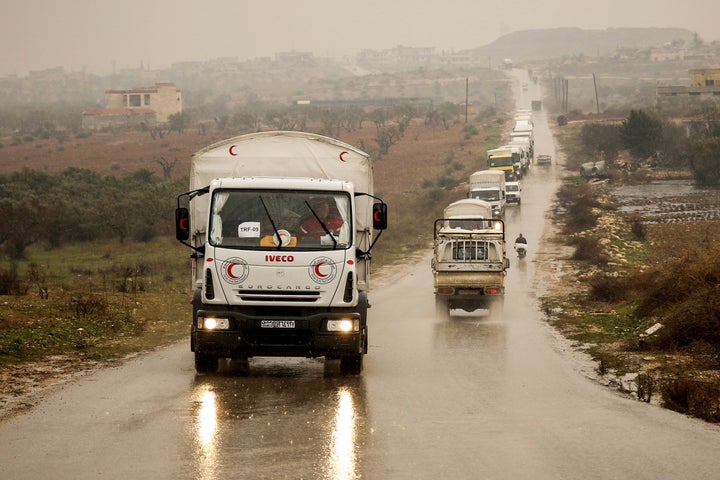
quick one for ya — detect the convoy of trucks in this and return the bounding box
[431,199,509,317]
[173,103,534,375]
[175,131,387,375]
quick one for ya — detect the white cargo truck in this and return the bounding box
[431,199,509,317]
[175,131,387,374]
[468,170,506,217]
[512,121,535,158]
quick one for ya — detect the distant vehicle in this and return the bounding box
[580,160,606,178]
[432,199,509,318]
[468,170,506,218]
[506,181,522,205]
[536,154,552,166]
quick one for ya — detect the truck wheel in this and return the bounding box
[434,296,450,319]
[229,357,250,376]
[487,297,505,319]
[340,354,363,375]
[195,352,219,374]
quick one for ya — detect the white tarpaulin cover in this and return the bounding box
[469,170,505,186]
[190,131,371,192]
[443,199,493,219]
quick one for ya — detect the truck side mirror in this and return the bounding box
[175,207,190,241]
[372,203,387,230]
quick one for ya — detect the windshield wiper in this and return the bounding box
[259,196,283,250]
[304,200,338,249]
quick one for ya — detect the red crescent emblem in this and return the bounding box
[226,263,239,279]
[373,210,382,222]
[313,261,328,278]
[339,151,348,162]
[229,145,237,156]
[179,217,188,231]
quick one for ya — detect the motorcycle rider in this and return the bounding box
[514,233,527,257]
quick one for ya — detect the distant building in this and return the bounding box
[275,51,314,65]
[656,68,720,109]
[688,68,720,87]
[82,81,182,130]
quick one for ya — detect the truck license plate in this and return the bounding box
[260,320,295,329]
[457,289,478,295]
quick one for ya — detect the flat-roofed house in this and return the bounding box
[82,82,182,130]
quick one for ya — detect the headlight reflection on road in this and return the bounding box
[193,386,218,480]
[197,388,218,446]
[327,387,358,480]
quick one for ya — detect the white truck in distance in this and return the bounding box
[511,121,535,158]
[468,169,506,217]
[175,131,387,375]
[432,199,509,317]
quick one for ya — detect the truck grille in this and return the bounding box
[237,290,320,303]
[451,240,490,261]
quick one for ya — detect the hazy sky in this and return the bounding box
[2,0,719,76]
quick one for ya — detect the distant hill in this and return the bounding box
[469,27,696,63]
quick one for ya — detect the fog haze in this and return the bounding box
[2,0,719,76]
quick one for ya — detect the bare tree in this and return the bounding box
[155,156,178,180]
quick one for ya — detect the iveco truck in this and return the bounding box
[175,131,387,374]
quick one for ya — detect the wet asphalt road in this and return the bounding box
[2,73,720,479]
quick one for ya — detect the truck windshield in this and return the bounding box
[208,190,352,250]
[488,157,514,168]
[470,190,500,201]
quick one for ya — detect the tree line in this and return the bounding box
[578,110,720,185]
[0,168,184,259]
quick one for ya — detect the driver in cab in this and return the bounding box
[297,198,344,241]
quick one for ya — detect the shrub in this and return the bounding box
[0,264,27,295]
[629,214,646,240]
[635,373,656,403]
[587,272,628,302]
[571,236,608,265]
[660,377,720,422]
[69,293,108,320]
[556,183,602,233]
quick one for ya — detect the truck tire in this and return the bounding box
[487,296,505,319]
[434,296,450,319]
[340,354,363,375]
[195,352,219,374]
[357,293,369,354]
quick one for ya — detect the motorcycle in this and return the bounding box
[514,242,527,259]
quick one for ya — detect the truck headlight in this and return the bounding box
[199,317,230,330]
[327,319,359,333]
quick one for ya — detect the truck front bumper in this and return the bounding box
[191,310,364,359]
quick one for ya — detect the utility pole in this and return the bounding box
[465,77,469,123]
[593,72,600,114]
